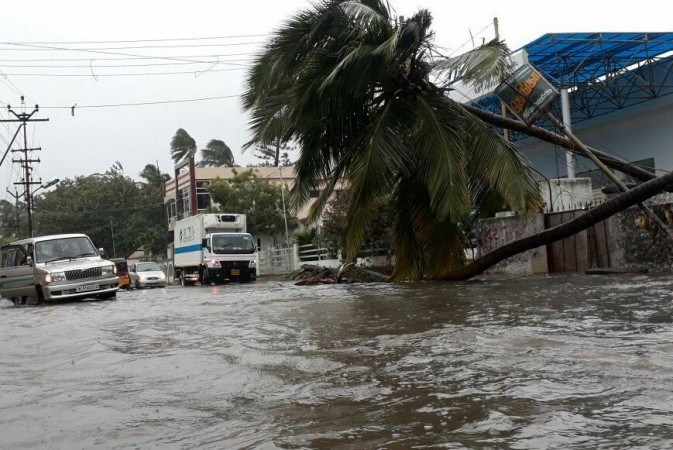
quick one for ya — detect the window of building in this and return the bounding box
[196,180,211,210]
[166,199,177,223]
[177,187,190,219]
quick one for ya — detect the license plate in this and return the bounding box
[230,269,240,276]
[76,284,100,293]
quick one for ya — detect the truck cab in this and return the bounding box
[202,232,257,283]
[174,213,258,286]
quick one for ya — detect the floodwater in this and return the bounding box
[2,274,673,449]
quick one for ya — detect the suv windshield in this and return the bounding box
[35,237,98,264]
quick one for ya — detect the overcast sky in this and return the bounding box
[0,0,670,200]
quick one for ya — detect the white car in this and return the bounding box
[129,262,167,289]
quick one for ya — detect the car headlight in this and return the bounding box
[46,272,66,283]
[101,265,115,276]
[249,259,257,268]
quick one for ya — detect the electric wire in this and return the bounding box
[0,41,266,51]
[38,94,240,110]
[0,67,249,77]
[12,34,269,45]
[0,41,264,67]
[0,59,252,68]
[0,52,255,62]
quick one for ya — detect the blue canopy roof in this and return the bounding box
[476,32,673,131]
[524,32,673,87]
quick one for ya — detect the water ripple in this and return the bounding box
[2,274,673,448]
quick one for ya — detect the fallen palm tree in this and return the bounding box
[288,263,390,285]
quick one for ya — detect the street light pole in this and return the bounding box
[6,178,59,237]
[278,166,290,248]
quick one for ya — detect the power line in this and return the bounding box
[0,41,265,51]
[39,95,240,110]
[0,52,255,62]
[0,67,248,77]
[0,42,262,66]
[0,59,252,68]
[10,34,269,45]
[0,43,265,51]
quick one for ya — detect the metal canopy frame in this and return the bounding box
[476,32,673,138]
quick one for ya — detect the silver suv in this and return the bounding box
[0,233,119,305]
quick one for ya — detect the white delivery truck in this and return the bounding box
[173,213,258,286]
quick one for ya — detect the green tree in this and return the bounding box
[320,189,393,258]
[0,198,22,243]
[170,128,197,164]
[138,164,171,256]
[254,141,293,167]
[32,163,166,258]
[139,163,170,193]
[198,139,235,167]
[206,169,296,238]
[243,0,542,280]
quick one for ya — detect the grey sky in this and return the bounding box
[0,0,670,199]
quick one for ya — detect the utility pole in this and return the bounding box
[278,165,290,248]
[110,219,116,257]
[0,96,49,237]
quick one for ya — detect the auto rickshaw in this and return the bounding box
[110,258,131,290]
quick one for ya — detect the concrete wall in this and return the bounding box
[607,194,673,273]
[539,177,594,213]
[479,213,548,275]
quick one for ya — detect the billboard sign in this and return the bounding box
[495,63,559,124]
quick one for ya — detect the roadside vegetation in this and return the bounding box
[243,0,543,280]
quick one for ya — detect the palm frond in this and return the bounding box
[411,94,470,220]
[459,109,543,214]
[434,39,512,91]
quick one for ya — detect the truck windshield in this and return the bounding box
[35,237,98,264]
[211,234,255,254]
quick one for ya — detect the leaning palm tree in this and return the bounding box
[170,128,197,164]
[198,139,235,167]
[139,164,170,193]
[243,0,543,280]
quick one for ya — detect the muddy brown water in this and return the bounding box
[2,274,673,449]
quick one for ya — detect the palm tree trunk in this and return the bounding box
[462,104,664,187]
[443,168,673,281]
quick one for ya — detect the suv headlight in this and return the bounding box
[46,272,66,283]
[101,265,115,276]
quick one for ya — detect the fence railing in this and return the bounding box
[259,244,296,275]
[297,243,331,262]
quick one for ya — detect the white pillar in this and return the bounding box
[561,89,575,179]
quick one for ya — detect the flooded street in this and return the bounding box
[2,274,673,449]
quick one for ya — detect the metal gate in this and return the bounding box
[545,210,611,273]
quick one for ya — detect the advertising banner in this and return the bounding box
[495,64,559,124]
